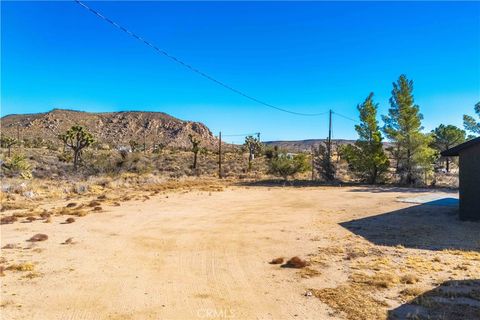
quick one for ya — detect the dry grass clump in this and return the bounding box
[399,286,426,299]
[40,211,51,219]
[88,200,102,207]
[269,257,284,264]
[62,237,74,245]
[0,202,33,212]
[350,272,399,289]
[65,202,77,208]
[0,215,18,224]
[6,262,35,272]
[2,243,20,249]
[300,267,321,278]
[25,216,36,223]
[0,266,5,277]
[345,245,384,261]
[27,233,48,242]
[71,210,88,217]
[64,217,75,224]
[313,285,388,320]
[22,271,43,279]
[92,206,102,212]
[400,273,420,284]
[282,256,309,268]
[443,249,480,261]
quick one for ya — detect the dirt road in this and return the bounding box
[1,186,470,319]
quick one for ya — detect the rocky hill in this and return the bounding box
[0,109,218,149]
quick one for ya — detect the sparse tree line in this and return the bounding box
[333,75,478,185]
[1,74,479,183]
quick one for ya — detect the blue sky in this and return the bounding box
[1,1,479,143]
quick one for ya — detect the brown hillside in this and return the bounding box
[1,109,218,149]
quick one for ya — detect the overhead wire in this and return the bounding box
[332,111,360,124]
[74,0,329,117]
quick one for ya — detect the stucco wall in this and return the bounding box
[459,143,480,221]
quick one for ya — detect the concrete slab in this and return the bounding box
[398,194,459,207]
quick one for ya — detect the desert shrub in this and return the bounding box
[1,154,32,179]
[268,153,310,180]
[58,151,73,163]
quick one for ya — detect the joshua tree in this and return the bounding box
[0,136,17,157]
[244,135,262,171]
[58,125,94,171]
[188,134,201,170]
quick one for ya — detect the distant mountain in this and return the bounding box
[264,139,356,152]
[0,109,218,149]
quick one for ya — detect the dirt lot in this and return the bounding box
[1,185,479,319]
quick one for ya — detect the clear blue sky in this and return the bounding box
[2,1,479,143]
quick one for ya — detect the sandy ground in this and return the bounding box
[1,185,479,319]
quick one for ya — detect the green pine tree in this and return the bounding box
[342,93,389,184]
[463,102,480,137]
[431,124,465,172]
[382,75,435,184]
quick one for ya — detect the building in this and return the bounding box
[441,137,480,221]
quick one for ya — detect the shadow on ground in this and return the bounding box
[340,200,479,251]
[388,279,480,320]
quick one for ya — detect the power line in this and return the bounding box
[74,0,328,117]
[332,111,360,124]
[222,132,259,137]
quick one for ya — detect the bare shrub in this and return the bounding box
[282,256,309,268]
[27,234,48,242]
[269,257,284,264]
[1,215,18,224]
[65,217,75,224]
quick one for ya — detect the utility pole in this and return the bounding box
[327,109,332,160]
[218,131,222,179]
[143,121,148,155]
[311,145,315,181]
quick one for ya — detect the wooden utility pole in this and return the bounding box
[311,146,315,181]
[218,131,222,178]
[327,109,332,160]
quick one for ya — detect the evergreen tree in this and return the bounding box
[313,142,335,181]
[463,102,480,137]
[431,124,465,172]
[382,75,435,184]
[342,93,389,184]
